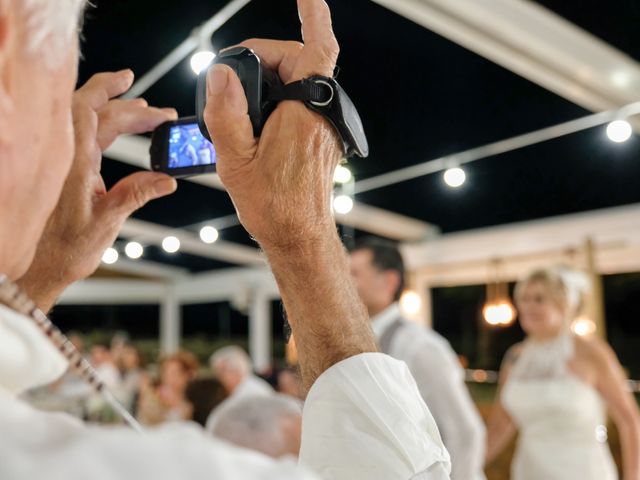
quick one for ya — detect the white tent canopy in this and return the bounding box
[59,0,640,368]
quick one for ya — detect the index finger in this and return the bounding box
[74,70,135,111]
[294,0,339,78]
[97,99,177,151]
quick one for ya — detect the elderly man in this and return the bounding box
[350,238,487,480]
[0,0,450,479]
[209,346,273,399]
[205,345,273,431]
[212,394,303,458]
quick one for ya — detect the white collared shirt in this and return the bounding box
[371,303,487,480]
[370,302,403,338]
[205,374,274,431]
[0,303,451,480]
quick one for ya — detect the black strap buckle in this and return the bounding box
[267,75,369,158]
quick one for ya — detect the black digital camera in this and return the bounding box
[150,47,277,177]
[150,46,368,177]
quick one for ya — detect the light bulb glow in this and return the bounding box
[101,247,119,265]
[190,51,216,75]
[571,317,597,336]
[333,195,354,214]
[199,225,219,244]
[124,241,143,259]
[162,236,180,253]
[400,290,422,315]
[444,167,466,187]
[483,301,516,326]
[606,120,632,143]
[333,165,352,184]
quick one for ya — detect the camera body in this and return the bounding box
[150,47,281,177]
[196,46,282,141]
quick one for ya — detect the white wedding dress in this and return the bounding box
[501,333,618,480]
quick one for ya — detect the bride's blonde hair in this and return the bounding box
[514,265,591,322]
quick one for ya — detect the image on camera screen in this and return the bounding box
[168,123,216,169]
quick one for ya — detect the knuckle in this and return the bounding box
[287,41,304,52]
[127,183,150,210]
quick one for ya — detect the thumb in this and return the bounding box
[100,171,177,220]
[203,64,257,165]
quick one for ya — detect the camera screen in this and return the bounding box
[168,123,216,169]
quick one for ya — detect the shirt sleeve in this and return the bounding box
[408,343,487,480]
[299,352,451,480]
[0,393,320,480]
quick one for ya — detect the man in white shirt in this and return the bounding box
[205,345,274,431]
[210,345,274,399]
[212,394,304,458]
[0,0,450,479]
[350,238,486,480]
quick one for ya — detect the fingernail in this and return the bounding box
[119,68,134,80]
[162,108,178,120]
[207,65,229,96]
[154,177,177,195]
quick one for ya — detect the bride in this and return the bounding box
[485,266,640,480]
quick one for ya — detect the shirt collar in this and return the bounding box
[370,303,402,339]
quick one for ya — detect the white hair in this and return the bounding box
[212,394,303,458]
[209,345,252,377]
[15,0,88,67]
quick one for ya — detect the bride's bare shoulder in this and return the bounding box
[574,334,617,369]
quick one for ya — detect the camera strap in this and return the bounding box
[266,75,369,158]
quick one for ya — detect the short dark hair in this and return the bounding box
[350,237,405,301]
[185,377,227,427]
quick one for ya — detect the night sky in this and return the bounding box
[52,0,640,373]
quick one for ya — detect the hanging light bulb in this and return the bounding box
[571,316,597,336]
[483,260,515,326]
[496,301,516,326]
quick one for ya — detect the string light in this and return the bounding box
[333,195,354,214]
[162,236,180,253]
[606,120,632,143]
[124,241,143,259]
[101,247,119,265]
[199,225,219,244]
[190,51,216,75]
[444,167,466,188]
[334,165,353,184]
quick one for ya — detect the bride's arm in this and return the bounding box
[584,337,640,480]
[485,345,520,465]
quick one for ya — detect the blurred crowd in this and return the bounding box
[23,338,305,459]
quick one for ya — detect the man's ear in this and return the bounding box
[0,5,15,143]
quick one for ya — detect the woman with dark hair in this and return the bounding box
[185,377,227,428]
